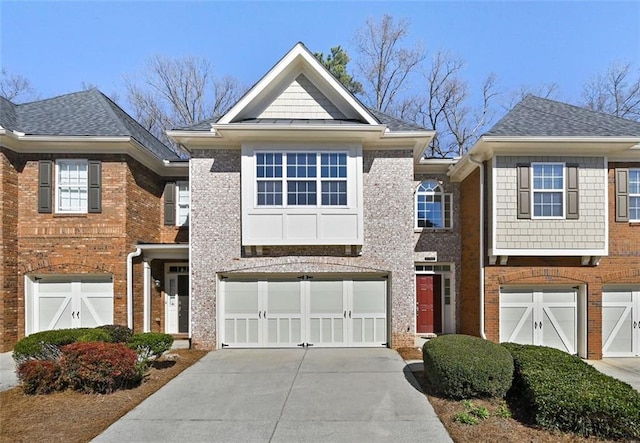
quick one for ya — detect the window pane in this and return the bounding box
[256,153,283,178]
[630,196,640,221]
[257,181,282,206]
[287,181,316,205]
[630,170,640,194]
[320,153,347,178]
[533,164,563,190]
[321,181,347,206]
[533,191,562,217]
[287,153,316,178]
[416,194,443,228]
[57,161,88,212]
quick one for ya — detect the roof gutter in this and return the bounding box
[468,154,487,340]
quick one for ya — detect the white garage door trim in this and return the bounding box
[219,276,387,348]
[500,286,579,355]
[25,274,114,335]
[602,286,640,357]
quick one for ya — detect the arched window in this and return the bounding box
[415,180,452,229]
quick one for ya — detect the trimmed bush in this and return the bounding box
[61,342,142,394]
[423,334,514,399]
[503,343,640,440]
[77,328,113,343]
[13,328,94,364]
[16,360,63,395]
[127,332,173,362]
[97,324,133,343]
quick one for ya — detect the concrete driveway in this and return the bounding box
[0,352,18,392]
[588,358,640,391]
[94,348,452,443]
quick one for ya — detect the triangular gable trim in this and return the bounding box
[217,42,378,126]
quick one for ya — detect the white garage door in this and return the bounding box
[500,287,577,354]
[27,275,114,335]
[602,287,640,357]
[221,277,387,348]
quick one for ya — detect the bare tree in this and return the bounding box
[502,82,559,111]
[124,55,245,144]
[581,62,640,121]
[354,14,425,112]
[0,68,38,102]
[396,51,500,157]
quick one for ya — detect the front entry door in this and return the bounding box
[416,275,442,334]
[166,271,189,334]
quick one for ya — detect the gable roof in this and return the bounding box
[0,89,179,160]
[487,95,640,137]
[217,42,380,126]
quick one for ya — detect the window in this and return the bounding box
[56,160,88,213]
[630,169,640,221]
[256,152,348,207]
[532,163,564,218]
[415,180,452,229]
[176,181,190,226]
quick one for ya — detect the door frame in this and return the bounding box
[415,264,455,335]
[164,263,190,335]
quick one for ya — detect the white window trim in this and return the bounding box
[630,169,640,222]
[531,162,566,219]
[55,159,88,214]
[254,150,349,208]
[414,180,453,230]
[176,180,190,226]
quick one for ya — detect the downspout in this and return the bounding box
[126,248,142,329]
[468,155,487,339]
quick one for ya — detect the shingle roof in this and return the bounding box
[487,95,640,137]
[178,109,429,132]
[1,90,179,160]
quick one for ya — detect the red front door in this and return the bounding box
[416,275,442,334]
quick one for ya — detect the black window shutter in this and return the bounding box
[566,164,579,219]
[38,160,52,213]
[164,182,176,225]
[517,164,531,219]
[88,160,102,213]
[615,168,629,222]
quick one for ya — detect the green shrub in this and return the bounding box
[13,328,94,364]
[503,343,640,440]
[97,324,133,343]
[77,329,113,343]
[16,360,64,395]
[61,342,142,394]
[422,334,513,399]
[127,332,173,362]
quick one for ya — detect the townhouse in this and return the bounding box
[1,43,638,359]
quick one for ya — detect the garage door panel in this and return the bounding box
[603,288,638,357]
[40,296,73,331]
[80,296,112,328]
[500,306,533,344]
[543,306,576,354]
[309,281,347,346]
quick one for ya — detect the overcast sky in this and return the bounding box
[2,1,639,115]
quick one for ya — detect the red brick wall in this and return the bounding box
[459,168,481,336]
[0,149,19,351]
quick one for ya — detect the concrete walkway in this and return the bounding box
[0,352,18,392]
[94,348,452,443]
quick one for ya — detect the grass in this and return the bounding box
[0,349,207,443]
[397,347,618,443]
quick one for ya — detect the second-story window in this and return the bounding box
[630,169,640,221]
[256,152,348,207]
[176,181,190,226]
[532,163,564,218]
[415,180,452,229]
[56,160,88,213]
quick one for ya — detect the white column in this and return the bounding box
[143,261,151,332]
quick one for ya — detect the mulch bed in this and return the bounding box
[0,349,207,443]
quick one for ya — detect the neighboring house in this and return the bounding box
[2,44,638,360]
[0,90,189,352]
[450,96,640,359]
